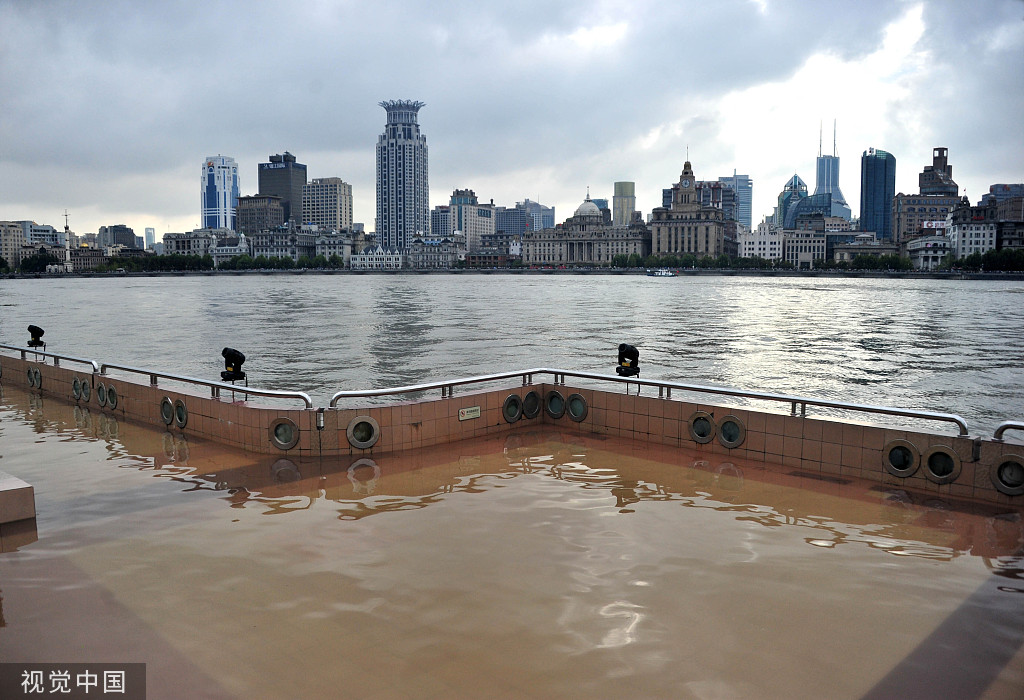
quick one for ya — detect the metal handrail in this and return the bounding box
[330,368,546,406]
[0,340,975,435]
[99,362,313,408]
[993,421,1024,442]
[0,342,100,373]
[329,367,971,436]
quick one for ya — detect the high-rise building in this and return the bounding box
[431,206,451,240]
[18,221,61,246]
[919,147,958,196]
[258,152,307,225]
[201,156,240,230]
[145,227,156,248]
[695,181,738,222]
[717,172,753,230]
[774,175,808,226]
[376,100,429,249]
[891,147,960,243]
[237,194,286,234]
[860,148,896,240]
[302,177,353,231]
[98,224,137,248]
[520,199,555,231]
[448,189,494,253]
[613,182,636,226]
[813,126,851,220]
[980,184,1024,206]
[0,221,25,268]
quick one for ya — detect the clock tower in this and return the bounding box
[676,161,696,206]
[650,159,727,258]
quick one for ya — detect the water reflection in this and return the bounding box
[369,282,434,387]
[7,378,1023,574]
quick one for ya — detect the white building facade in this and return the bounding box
[376,100,429,250]
[201,155,240,230]
[351,245,404,270]
[738,220,783,260]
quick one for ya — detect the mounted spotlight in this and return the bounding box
[616,343,640,378]
[220,347,247,383]
[27,325,45,350]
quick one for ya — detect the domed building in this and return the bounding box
[522,192,650,267]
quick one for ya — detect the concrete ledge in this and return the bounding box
[0,470,36,525]
[0,517,38,553]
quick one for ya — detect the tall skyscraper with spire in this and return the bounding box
[812,121,851,220]
[376,100,429,250]
[201,155,240,230]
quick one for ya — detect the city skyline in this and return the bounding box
[1,0,1021,237]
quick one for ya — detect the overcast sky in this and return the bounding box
[1,0,1022,238]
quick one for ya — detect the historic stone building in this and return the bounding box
[522,194,649,267]
[650,161,727,258]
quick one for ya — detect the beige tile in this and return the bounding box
[783,436,802,459]
[862,426,885,451]
[765,413,786,436]
[747,410,767,433]
[841,445,864,468]
[803,419,824,442]
[821,442,842,467]
[783,417,803,438]
[802,440,822,462]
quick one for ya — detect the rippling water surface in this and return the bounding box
[2,274,1023,431]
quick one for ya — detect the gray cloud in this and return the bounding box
[1,0,1020,233]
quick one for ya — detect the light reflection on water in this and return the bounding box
[2,275,1023,431]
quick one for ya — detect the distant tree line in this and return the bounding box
[217,254,345,270]
[97,254,215,272]
[609,253,917,271]
[941,248,1024,272]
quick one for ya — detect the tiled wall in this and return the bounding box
[2,354,1021,507]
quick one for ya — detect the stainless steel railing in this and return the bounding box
[0,343,988,436]
[0,343,99,372]
[0,344,313,408]
[993,421,1024,442]
[98,362,313,408]
[329,367,971,436]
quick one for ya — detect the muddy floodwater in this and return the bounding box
[1,384,1022,699]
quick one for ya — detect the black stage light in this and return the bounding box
[616,343,640,377]
[27,325,45,349]
[221,347,247,383]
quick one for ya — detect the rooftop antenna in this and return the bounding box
[819,121,823,158]
[63,209,69,232]
[833,118,837,157]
